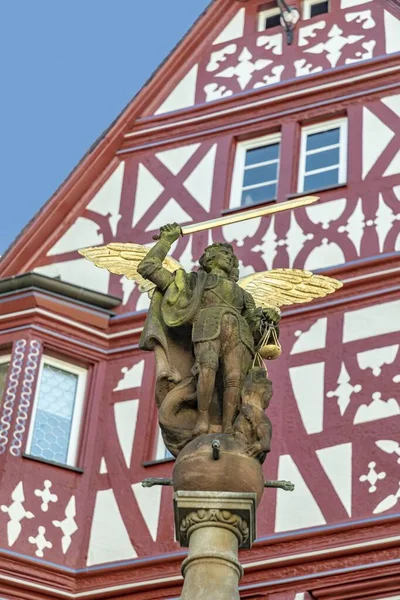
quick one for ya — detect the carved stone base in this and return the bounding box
[174,491,256,600]
[173,433,265,505]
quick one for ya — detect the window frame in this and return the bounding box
[25,355,87,467]
[303,0,330,20]
[230,133,281,210]
[257,7,282,32]
[0,354,11,400]
[297,118,348,194]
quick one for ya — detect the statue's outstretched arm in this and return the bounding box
[137,223,182,291]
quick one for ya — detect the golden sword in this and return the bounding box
[152,195,319,239]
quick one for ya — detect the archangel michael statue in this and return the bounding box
[80,216,342,466]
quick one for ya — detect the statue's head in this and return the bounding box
[199,243,238,279]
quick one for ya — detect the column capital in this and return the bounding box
[174,491,257,549]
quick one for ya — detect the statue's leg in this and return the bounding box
[193,340,220,436]
[222,344,252,434]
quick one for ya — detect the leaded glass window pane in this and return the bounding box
[0,362,10,405]
[29,363,78,464]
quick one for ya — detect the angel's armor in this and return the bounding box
[137,237,262,434]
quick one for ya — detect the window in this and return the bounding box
[26,356,87,467]
[155,426,174,460]
[258,7,281,31]
[230,134,281,209]
[303,0,330,19]
[0,355,11,404]
[298,119,347,193]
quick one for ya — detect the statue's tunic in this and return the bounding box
[192,274,255,354]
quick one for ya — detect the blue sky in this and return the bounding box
[0,0,210,255]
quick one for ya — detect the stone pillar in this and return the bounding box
[174,491,256,600]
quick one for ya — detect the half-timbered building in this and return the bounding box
[0,0,399,598]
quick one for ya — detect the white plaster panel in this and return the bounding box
[47,217,103,256]
[136,292,151,312]
[154,65,198,115]
[213,8,245,45]
[114,399,139,468]
[383,150,400,177]
[183,144,217,212]
[251,216,277,271]
[275,454,326,532]
[285,213,314,268]
[87,162,125,236]
[34,258,110,294]
[304,240,345,270]
[306,198,347,230]
[132,483,162,542]
[289,362,325,435]
[291,318,327,355]
[99,457,107,474]
[343,300,400,342]
[132,164,164,228]
[376,194,399,252]
[223,217,261,248]
[87,489,137,565]
[316,443,352,516]
[362,107,394,179]
[146,199,193,232]
[114,360,145,391]
[382,94,400,118]
[384,10,400,54]
[156,144,200,176]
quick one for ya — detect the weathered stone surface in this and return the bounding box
[174,491,256,600]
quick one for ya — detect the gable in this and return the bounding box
[150,0,400,115]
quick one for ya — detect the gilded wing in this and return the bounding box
[79,243,182,295]
[238,268,343,308]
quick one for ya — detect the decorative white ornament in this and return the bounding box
[0,339,26,454]
[345,10,376,30]
[304,24,364,68]
[204,83,233,102]
[357,344,399,376]
[338,198,365,255]
[34,480,58,512]
[28,526,52,557]
[373,483,400,514]
[253,65,285,89]
[256,33,283,55]
[327,363,362,416]
[53,496,78,554]
[354,392,400,424]
[376,440,400,464]
[206,44,237,73]
[216,47,272,90]
[294,58,323,77]
[114,360,144,391]
[10,339,41,456]
[359,461,386,493]
[299,21,327,47]
[1,482,34,546]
